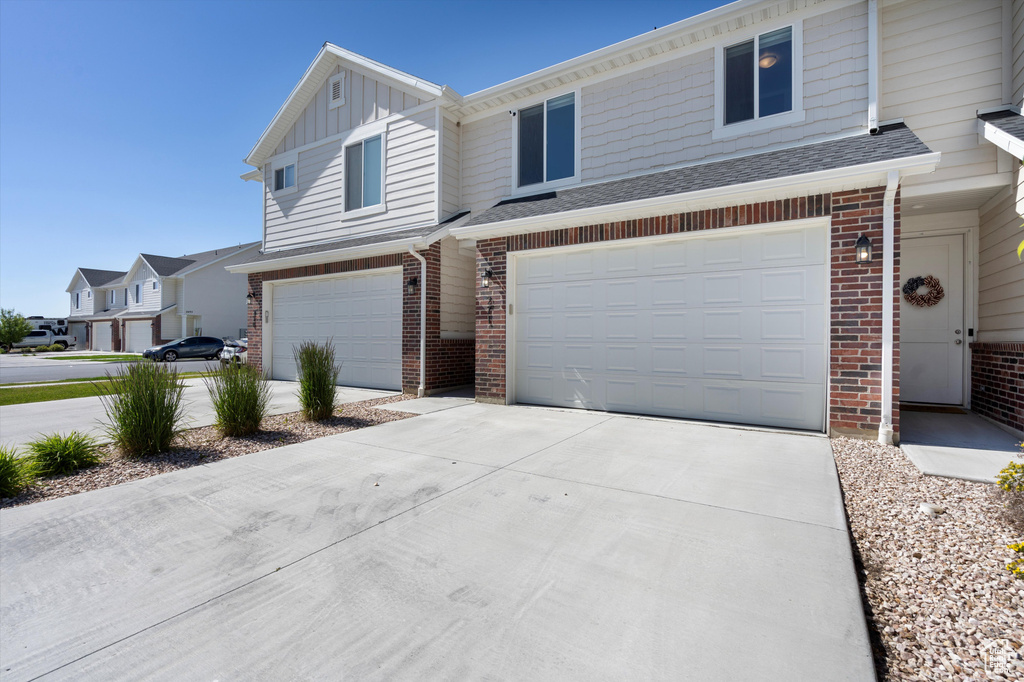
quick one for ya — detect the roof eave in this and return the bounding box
[978,118,1024,160]
[175,243,262,277]
[451,152,941,241]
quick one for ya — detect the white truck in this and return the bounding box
[11,329,77,350]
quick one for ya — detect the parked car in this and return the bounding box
[143,336,225,362]
[218,338,248,366]
[11,329,77,350]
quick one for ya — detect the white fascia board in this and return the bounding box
[241,169,263,183]
[65,269,86,293]
[175,244,262,277]
[450,152,941,241]
[978,119,1024,160]
[323,44,445,100]
[124,255,150,283]
[226,234,437,275]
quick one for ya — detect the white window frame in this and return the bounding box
[511,88,581,197]
[152,281,159,290]
[712,22,804,141]
[328,72,346,110]
[110,290,115,305]
[134,283,141,304]
[270,152,298,197]
[341,131,388,221]
[74,293,80,309]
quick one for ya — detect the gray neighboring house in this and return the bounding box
[67,243,260,352]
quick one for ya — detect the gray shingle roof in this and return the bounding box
[978,108,1024,141]
[78,269,127,287]
[245,213,469,265]
[142,242,260,276]
[466,123,932,227]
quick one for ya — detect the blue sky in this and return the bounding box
[0,0,721,317]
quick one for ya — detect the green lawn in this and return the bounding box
[42,355,141,362]
[0,382,119,406]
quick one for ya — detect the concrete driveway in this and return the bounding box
[0,403,874,680]
[0,380,394,449]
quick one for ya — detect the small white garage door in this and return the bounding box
[270,269,403,390]
[93,322,112,352]
[125,320,151,353]
[513,224,828,431]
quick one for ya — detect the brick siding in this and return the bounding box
[248,250,473,393]
[475,188,901,437]
[970,342,1024,433]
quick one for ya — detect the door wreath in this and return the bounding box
[902,275,944,307]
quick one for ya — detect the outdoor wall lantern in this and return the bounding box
[482,269,494,289]
[855,234,873,264]
[246,291,255,303]
[407,276,419,295]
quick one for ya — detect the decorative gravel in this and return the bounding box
[1,394,413,510]
[832,436,1024,680]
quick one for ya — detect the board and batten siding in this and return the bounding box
[441,114,461,218]
[273,65,424,156]
[264,107,439,252]
[127,262,159,311]
[70,274,94,316]
[881,0,1004,189]
[460,3,868,213]
[977,168,1024,341]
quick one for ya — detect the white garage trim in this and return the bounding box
[506,218,831,431]
[263,267,403,389]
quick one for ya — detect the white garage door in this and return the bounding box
[271,269,402,390]
[513,224,827,431]
[93,322,112,352]
[125,320,151,353]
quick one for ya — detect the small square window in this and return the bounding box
[274,164,296,192]
[345,135,383,212]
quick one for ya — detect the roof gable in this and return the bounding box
[67,268,127,292]
[246,44,447,168]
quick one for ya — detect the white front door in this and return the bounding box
[900,234,965,404]
[512,223,828,431]
[270,269,403,390]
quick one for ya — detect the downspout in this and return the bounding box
[408,246,427,397]
[867,0,879,133]
[879,170,900,444]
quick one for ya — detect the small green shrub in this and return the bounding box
[98,360,186,456]
[33,345,49,353]
[204,363,272,437]
[48,344,65,352]
[19,348,32,354]
[0,446,32,498]
[997,460,1024,492]
[293,339,340,421]
[26,432,101,477]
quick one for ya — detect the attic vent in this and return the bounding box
[328,72,346,110]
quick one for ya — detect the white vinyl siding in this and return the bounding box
[512,224,828,431]
[1014,0,1024,107]
[440,236,475,337]
[264,107,438,252]
[127,263,159,311]
[269,269,403,389]
[441,114,461,217]
[160,278,178,309]
[272,65,424,156]
[977,173,1024,341]
[460,4,867,212]
[881,0,1004,190]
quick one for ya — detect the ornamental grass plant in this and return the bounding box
[98,360,186,456]
[204,363,273,437]
[293,339,340,421]
[0,446,32,498]
[26,432,101,477]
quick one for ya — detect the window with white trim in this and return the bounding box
[345,135,383,212]
[273,164,296,192]
[74,293,80,309]
[328,72,346,110]
[87,291,91,298]
[152,281,158,290]
[134,283,141,303]
[110,290,115,305]
[518,92,575,188]
[723,27,793,126]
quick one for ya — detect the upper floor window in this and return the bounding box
[134,283,141,303]
[74,293,80,309]
[274,164,296,192]
[518,92,575,188]
[87,291,91,298]
[152,281,159,290]
[724,27,793,125]
[345,135,383,212]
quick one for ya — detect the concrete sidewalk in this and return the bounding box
[0,403,873,680]
[0,379,395,449]
[901,410,1021,483]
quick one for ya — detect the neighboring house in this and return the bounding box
[67,243,260,352]
[229,0,1024,441]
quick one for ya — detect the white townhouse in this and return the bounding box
[68,243,260,352]
[229,0,1024,442]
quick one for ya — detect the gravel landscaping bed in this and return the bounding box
[1,394,413,509]
[833,436,1024,680]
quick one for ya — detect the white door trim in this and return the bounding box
[506,217,832,430]
[900,225,975,407]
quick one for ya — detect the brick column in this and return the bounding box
[247,273,264,373]
[111,321,121,352]
[475,238,508,403]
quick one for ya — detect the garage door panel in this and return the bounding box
[93,324,113,352]
[514,225,827,431]
[271,269,401,390]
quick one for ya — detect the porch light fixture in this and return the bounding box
[407,276,418,295]
[246,291,255,303]
[482,269,494,289]
[855,234,873,264]
[758,53,778,68]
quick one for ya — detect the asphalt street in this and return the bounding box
[0,354,220,384]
